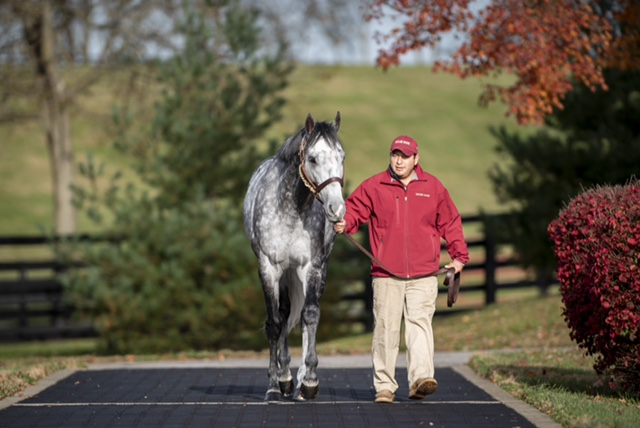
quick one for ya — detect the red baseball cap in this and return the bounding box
[389,135,418,156]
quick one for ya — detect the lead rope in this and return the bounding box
[341,232,461,307]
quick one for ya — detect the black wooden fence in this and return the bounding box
[0,215,554,342]
[0,236,95,342]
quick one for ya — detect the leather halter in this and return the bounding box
[298,136,344,200]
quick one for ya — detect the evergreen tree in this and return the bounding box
[488,69,640,281]
[115,1,292,206]
[65,0,293,354]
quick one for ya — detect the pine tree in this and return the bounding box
[65,0,293,354]
[488,69,640,282]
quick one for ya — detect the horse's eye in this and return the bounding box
[308,156,317,164]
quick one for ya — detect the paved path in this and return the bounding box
[0,352,561,427]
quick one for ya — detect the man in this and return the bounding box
[333,135,469,403]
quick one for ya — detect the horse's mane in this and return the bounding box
[275,120,340,165]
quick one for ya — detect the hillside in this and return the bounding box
[0,65,533,235]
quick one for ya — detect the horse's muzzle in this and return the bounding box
[326,201,345,223]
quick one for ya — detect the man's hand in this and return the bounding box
[445,259,464,274]
[333,220,346,234]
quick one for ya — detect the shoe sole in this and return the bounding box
[409,379,438,400]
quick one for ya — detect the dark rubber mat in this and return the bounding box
[0,367,535,427]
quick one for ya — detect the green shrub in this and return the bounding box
[62,192,266,354]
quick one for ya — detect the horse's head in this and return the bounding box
[299,111,346,223]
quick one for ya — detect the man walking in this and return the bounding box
[333,135,469,403]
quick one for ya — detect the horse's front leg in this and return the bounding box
[276,277,293,397]
[296,268,322,400]
[260,263,287,402]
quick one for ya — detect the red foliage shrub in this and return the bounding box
[548,179,640,392]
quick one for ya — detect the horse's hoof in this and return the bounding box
[279,379,294,396]
[300,383,319,400]
[264,391,282,402]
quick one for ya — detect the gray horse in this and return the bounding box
[243,112,345,401]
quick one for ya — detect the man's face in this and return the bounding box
[390,150,419,181]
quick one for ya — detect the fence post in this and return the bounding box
[363,276,373,332]
[18,264,28,328]
[484,227,497,305]
[52,262,64,326]
[535,267,553,297]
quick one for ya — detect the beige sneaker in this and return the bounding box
[374,389,395,403]
[409,378,438,400]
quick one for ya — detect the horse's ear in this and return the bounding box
[305,113,315,134]
[333,111,341,132]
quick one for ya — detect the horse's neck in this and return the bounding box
[294,178,316,212]
[276,161,315,215]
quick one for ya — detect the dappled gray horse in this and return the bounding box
[243,112,345,401]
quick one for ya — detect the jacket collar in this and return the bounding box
[385,164,428,184]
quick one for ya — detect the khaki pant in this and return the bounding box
[371,276,438,393]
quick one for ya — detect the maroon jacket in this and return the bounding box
[343,165,469,278]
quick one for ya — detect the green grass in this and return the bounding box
[278,66,531,214]
[0,339,98,360]
[470,350,640,428]
[0,65,532,235]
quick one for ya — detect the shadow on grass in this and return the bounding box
[489,364,632,399]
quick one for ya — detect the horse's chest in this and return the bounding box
[257,214,325,263]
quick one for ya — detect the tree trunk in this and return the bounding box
[43,87,75,235]
[24,1,76,235]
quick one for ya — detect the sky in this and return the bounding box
[81,1,483,67]
[290,12,462,66]
[287,1,488,66]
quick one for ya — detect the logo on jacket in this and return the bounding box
[415,192,431,198]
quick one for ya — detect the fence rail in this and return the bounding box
[0,236,95,342]
[0,215,554,342]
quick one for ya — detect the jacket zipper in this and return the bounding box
[403,185,410,277]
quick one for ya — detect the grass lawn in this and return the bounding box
[0,65,531,235]
[470,350,640,428]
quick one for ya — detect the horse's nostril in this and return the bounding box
[330,204,344,218]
